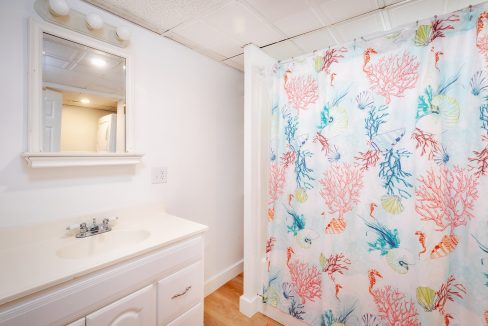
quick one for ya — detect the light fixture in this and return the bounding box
[90,57,107,68]
[116,26,131,42]
[48,0,70,17]
[85,13,104,30]
[80,98,90,104]
[122,64,126,70]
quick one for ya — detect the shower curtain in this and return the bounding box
[265,4,488,326]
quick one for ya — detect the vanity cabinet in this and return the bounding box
[86,285,156,326]
[0,235,205,326]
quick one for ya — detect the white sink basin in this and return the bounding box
[57,230,150,259]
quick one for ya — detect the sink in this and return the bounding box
[56,229,150,259]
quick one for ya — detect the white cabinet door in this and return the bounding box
[66,317,86,326]
[166,304,203,326]
[86,285,156,326]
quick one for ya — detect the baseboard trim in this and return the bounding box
[239,294,260,317]
[204,259,243,296]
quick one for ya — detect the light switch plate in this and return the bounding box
[151,167,167,184]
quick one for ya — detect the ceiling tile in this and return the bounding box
[223,54,244,71]
[164,31,227,61]
[172,20,243,58]
[387,0,446,28]
[262,40,304,60]
[241,0,306,22]
[202,1,284,47]
[163,31,200,49]
[292,28,337,53]
[84,0,230,32]
[243,0,323,37]
[273,9,324,37]
[383,0,406,5]
[310,0,379,25]
[330,12,384,43]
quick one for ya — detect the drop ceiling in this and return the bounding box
[83,0,487,71]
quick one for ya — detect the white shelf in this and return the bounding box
[23,152,143,168]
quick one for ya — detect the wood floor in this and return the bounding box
[204,274,282,325]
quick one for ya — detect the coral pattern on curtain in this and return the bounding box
[265,4,488,326]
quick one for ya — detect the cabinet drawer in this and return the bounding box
[86,285,156,326]
[157,261,203,325]
[167,304,202,326]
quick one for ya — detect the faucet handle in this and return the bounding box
[102,217,119,229]
[80,222,88,234]
[104,217,119,225]
[66,222,88,231]
[66,224,79,231]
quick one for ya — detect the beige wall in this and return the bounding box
[60,105,113,151]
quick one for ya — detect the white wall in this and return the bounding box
[0,0,244,291]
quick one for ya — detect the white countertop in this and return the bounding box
[0,205,208,306]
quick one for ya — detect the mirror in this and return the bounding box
[42,33,125,153]
[26,18,141,168]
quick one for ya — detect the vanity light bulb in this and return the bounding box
[48,0,70,16]
[85,13,104,30]
[80,98,90,104]
[116,26,131,42]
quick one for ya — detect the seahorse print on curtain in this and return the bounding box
[265,3,488,326]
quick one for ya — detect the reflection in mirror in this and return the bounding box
[42,33,126,153]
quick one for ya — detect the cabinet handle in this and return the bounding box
[171,286,192,299]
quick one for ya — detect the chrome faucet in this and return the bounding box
[89,218,100,233]
[67,217,118,238]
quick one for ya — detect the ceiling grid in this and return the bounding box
[83,0,486,71]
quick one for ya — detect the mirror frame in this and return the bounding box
[24,18,142,168]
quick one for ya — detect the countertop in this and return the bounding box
[0,204,208,306]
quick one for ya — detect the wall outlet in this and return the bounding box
[151,167,167,184]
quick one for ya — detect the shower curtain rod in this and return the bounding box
[261,1,475,65]
[234,0,418,61]
[274,3,475,64]
[265,0,414,49]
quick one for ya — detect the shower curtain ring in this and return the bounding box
[469,4,473,12]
